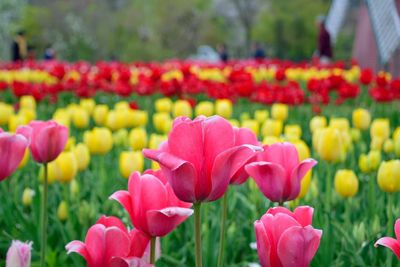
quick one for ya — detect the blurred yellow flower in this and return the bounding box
[153,112,172,133]
[93,105,109,126]
[72,107,90,129]
[315,127,343,162]
[330,118,350,132]
[215,99,233,119]
[0,103,14,125]
[371,118,390,140]
[284,124,302,140]
[84,127,113,155]
[383,139,394,153]
[271,103,288,121]
[56,151,78,183]
[254,110,269,124]
[309,116,327,133]
[18,149,30,169]
[261,119,283,137]
[80,98,96,115]
[20,95,36,110]
[352,108,371,130]
[298,170,312,199]
[119,151,144,178]
[334,169,359,198]
[173,100,192,118]
[22,188,35,207]
[195,101,214,117]
[241,119,259,136]
[377,160,400,193]
[72,143,91,171]
[57,201,69,221]
[129,127,148,151]
[155,97,173,113]
[149,134,167,149]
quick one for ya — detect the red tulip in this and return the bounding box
[143,116,261,203]
[0,130,28,181]
[375,219,400,259]
[254,206,322,267]
[110,170,193,237]
[17,120,68,163]
[245,142,317,203]
[66,215,153,267]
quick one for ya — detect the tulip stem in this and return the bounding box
[278,201,284,206]
[150,236,156,264]
[217,193,228,267]
[40,163,49,267]
[325,163,332,211]
[387,193,394,267]
[194,202,202,267]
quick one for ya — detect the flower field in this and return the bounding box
[1,60,400,267]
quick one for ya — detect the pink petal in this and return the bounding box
[146,207,193,237]
[110,190,133,220]
[104,227,131,263]
[129,229,151,258]
[143,169,168,184]
[395,219,400,240]
[287,159,317,200]
[262,143,300,174]
[85,224,106,266]
[254,220,273,267]
[234,127,259,146]
[97,215,129,234]
[0,133,28,181]
[293,206,314,227]
[65,240,92,265]
[375,237,400,259]
[245,162,286,203]
[110,257,154,267]
[277,226,322,267]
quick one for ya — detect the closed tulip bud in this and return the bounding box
[9,114,27,132]
[6,240,32,267]
[114,101,130,111]
[377,160,400,193]
[241,119,259,136]
[371,118,390,140]
[334,169,359,198]
[153,112,172,133]
[70,179,79,198]
[383,139,394,153]
[129,110,148,127]
[350,128,361,142]
[352,108,371,130]
[310,116,327,133]
[240,112,251,121]
[19,109,36,122]
[396,136,400,157]
[195,101,214,117]
[155,97,173,113]
[93,105,109,126]
[297,170,312,199]
[129,127,147,150]
[80,98,96,115]
[56,151,78,183]
[393,127,400,141]
[271,103,288,121]
[284,124,302,140]
[39,161,59,184]
[84,127,113,155]
[53,109,70,128]
[262,135,280,145]
[149,134,167,149]
[22,188,35,207]
[0,103,14,125]
[293,140,311,160]
[106,110,124,131]
[57,201,68,221]
[261,119,283,137]
[72,143,90,171]
[229,119,240,128]
[370,137,384,151]
[173,100,192,118]
[368,150,381,171]
[20,95,36,110]
[330,118,350,132]
[72,107,89,129]
[254,110,269,124]
[119,151,144,178]
[18,149,30,169]
[316,127,343,162]
[215,99,233,118]
[353,222,366,244]
[151,160,160,170]
[359,154,370,173]
[64,137,76,151]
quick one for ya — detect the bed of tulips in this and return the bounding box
[1,60,400,267]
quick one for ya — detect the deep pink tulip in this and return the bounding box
[245,142,317,203]
[375,219,400,259]
[0,131,28,181]
[66,216,153,267]
[143,116,261,203]
[6,240,32,267]
[17,120,68,163]
[110,170,193,237]
[254,206,322,267]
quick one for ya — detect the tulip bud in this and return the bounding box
[18,149,30,169]
[293,140,310,161]
[393,127,400,141]
[261,119,283,137]
[114,101,130,111]
[330,118,350,132]
[106,110,124,131]
[57,201,68,221]
[22,188,35,207]
[70,179,79,198]
[129,110,148,127]
[215,99,233,119]
[6,240,32,267]
[119,151,144,178]
[228,119,240,128]
[84,127,113,155]
[284,124,302,140]
[8,114,27,132]
[240,112,251,121]
[383,139,394,153]
[72,107,89,129]
[64,137,76,151]
[55,151,78,183]
[195,101,214,117]
[262,136,280,145]
[254,110,269,124]
[0,102,15,126]
[350,128,361,142]
[53,109,70,128]
[334,169,359,198]
[173,100,192,118]
[20,95,36,110]
[241,120,259,136]
[353,222,366,244]
[377,160,400,193]
[297,170,312,199]
[352,108,371,130]
[113,129,129,147]
[19,109,36,122]
[370,118,390,141]
[370,137,384,151]
[316,127,343,162]
[368,150,381,171]
[72,143,90,171]
[149,134,167,150]
[153,112,172,133]
[155,97,173,113]
[80,98,96,115]
[271,103,288,121]
[129,128,148,151]
[93,105,109,126]
[309,116,327,133]
[358,154,370,173]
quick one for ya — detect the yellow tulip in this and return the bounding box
[72,107,90,129]
[57,201,68,221]
[377,160,400,193]
[129,127,148,151]
[22,188,35,207]
[53,109,70,128]
[370,137,384,151]
[316,127,343,162]
[393,127,400,140]
[284,124,302,140]
[129,110,148,127]
[215,99,233,119]
[298,170,312,199]
[80,98,96,115]
[240,112,251,121]
[64,137,76,151]
[114,101,130,111]
[350,128,361,142]
[119,151,144,178]
[173,100,192,118]
[241,120,259,136]
[368,150,381,171]
[294,140,310,161]
[262,136,280,145]
[20,95,36,110]
[155,98,173,113]
[19,108,36,122]
[261,119,283,137]
[8,114,27,132]
[383,139,394,153]
[18,149,30,169]
[39,161,59,184]
[359,154,370,173]
[395,136,400,157]
[254,110,269,124]
[334,169,359,198]
[352,108,371,130]
[271,103,288,121]
[153,112,172,133]
[70,179,79,198]
[151,161,160,170]
[72,143,91,171]
[56,151,78,183]
[195,101,214,117]
[309,116,327,133]
[106,110,126,131]
[330,118,350,132]
[149,134,167,149]
[84,127,113,155]
[229,119,240,128]
[370,118,390,140]
[113,129,129,147]
[93,105,109,126]
[0,103,14,125]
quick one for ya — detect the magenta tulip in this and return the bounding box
[375,219,400,259]
[110,170,193,237]
[143,116,260,203]
[245,142,317,203]
[6,240,32,267]
[0,131,28,181]
[17,120,68,163]
[254,206,322,267]
[66,216,153,267]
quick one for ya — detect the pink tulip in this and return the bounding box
[6,240,32,267]
[0,131,28,181]
[17,120,68,163]
[66,216,153,267]
[375,219,400,259]
[110,170,193,237]
[245,142,317,203]
[143,116,261,203]
[254,206,322,267]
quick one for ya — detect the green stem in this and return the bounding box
[368,173,375,218]
[194,203,202,267]
[40,163,49,267]
[150,236,156,264]
[217,194,228,267]
[278,201,284,206]
[325,162,332,211]
[387,193,394,267]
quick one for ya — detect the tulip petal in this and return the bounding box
[110,257,153,267]
[263,143,300,174]
[254,220,273,267]
[97,215,129,234]
[395,219,400,240]
[65,241,91,265]
[0,133,28,181]
[293,206,314,227]
[375,237,400,259]
[146,207,193,237]
[246,162,286,202]
[104,226,131,263]
[85,224,107,266]
[288,159,317,200]
[110,190,133,219]
[129,229,151,258]
[234,127,259,146]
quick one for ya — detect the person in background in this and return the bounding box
[217,43,229,63]
[44,45,56,60]
[27,45,36,61]
[252,42,266,61]
[11,31,28,62]
[315,15,332,64]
